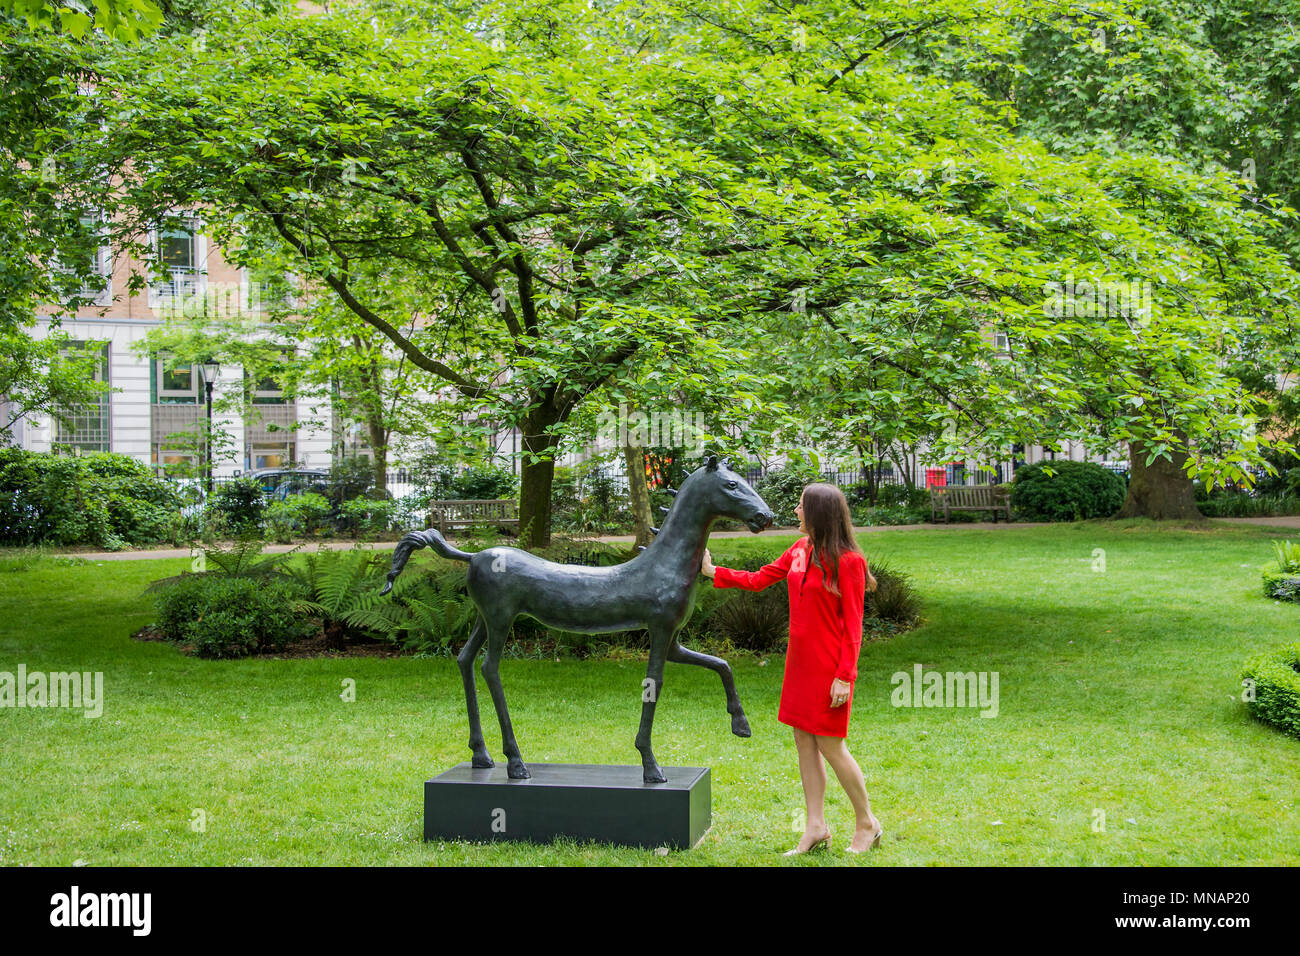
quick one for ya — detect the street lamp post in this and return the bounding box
[199,360,220,499]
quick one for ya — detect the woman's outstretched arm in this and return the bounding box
[705,541,799,592]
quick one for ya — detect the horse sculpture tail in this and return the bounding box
[380,528,473,595]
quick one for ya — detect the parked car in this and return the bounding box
[247,468,333,501]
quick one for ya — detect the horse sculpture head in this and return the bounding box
[677,455,774,533]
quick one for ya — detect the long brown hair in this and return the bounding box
[801,483,874,595]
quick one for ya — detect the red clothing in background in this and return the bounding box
[712,537,867,737]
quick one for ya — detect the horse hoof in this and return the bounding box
[507,759,531,779]
[643,767,667,784]
[731,714,752,738]
[471,753,495,769]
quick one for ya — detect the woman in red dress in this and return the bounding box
[702,482,883,854]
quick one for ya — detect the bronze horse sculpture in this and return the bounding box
[380,455,775,783]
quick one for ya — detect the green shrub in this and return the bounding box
[708,587,790,652]
[865,558,922,626]
[329,455,376,504]
[551,463,629,534]
[154,574,312,658]
[408,455,518,503]
[874,484,932,510]
[1241,643,1300,741]
[1257,541,1300,601]
[1009,461,1126,522]
[339,495,401,537]
[208,477,267,533]
[450,463,518,500]
[1198,492,1300,518]
[0,448,183,548]
[264,503,295,544]
[754,464,824,527]
[265,492,332,538]
[1261,570,1300,602]
[1248,449,1300,496]
[851,504,927,526]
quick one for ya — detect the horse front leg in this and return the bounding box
[668,640,751,738]
[457,614,493,768]
[481,614,529,779]
[636,629,671,783]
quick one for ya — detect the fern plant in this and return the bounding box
[146,536,297,593]
[400,588,477,656]
[1272,539,1300,573]
[287,549,415,648]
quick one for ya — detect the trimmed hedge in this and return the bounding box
[1262,570,1300,603]
[1241,643,1300,741]
[1009,461,1126,522]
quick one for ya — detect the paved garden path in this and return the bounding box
[54,515,1300,561]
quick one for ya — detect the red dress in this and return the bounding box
[713,538,867,737]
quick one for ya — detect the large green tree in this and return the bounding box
[0,0,266,444]
[61,0,1300,539]
[919,0,1300,512]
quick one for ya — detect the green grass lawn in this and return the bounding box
[1,520,1297,866]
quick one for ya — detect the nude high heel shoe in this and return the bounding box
[783,831,832,856]
[845,820,883,854]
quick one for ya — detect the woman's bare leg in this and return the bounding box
[816,734,881,851]
[791,726,830,850]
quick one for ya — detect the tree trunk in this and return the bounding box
[1116,439,1205,520]
[890,445,913,491]
[367,419,388,491]
[362,342,389,490]
[518,400,564,548]
[625,441,654,548]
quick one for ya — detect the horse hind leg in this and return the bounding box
[457,614,493,768]
[481,615,529,779]
[669,640,751,738]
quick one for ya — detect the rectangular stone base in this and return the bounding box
[424,762,711,850]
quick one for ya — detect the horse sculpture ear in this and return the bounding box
[721,456,732,470]
[705,455,719,471]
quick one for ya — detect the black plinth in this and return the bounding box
[424,762,711,850]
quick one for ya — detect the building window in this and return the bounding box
[250,445,294,470]
[149,215,204,303]
[53,341,110,453]
[246,369,288,405]
[153,448,201,472]
[155,357,201,404]
[994,332,1010,352]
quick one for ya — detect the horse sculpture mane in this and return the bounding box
[380,454,775,783]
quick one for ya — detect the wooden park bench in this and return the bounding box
[930,485,1013,523]
[427,499,521,536]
